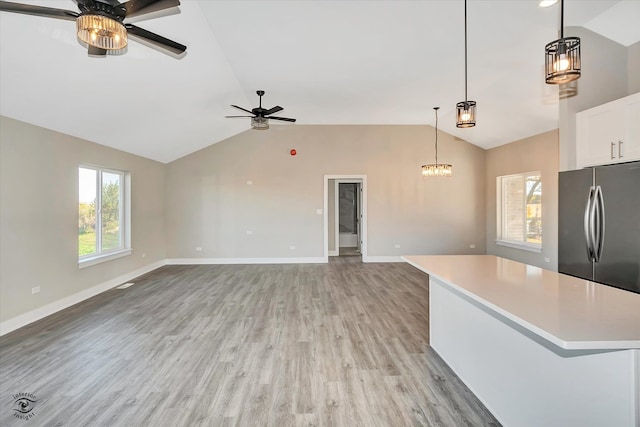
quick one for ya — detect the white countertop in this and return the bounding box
[402,255,640,350]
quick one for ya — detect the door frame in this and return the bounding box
[323,175,367,262]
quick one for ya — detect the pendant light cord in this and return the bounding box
[434,107,439,165]
[464,0,468,103]
[560,0,564,39]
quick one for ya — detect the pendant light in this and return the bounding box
[456,0,476,128]
[545,0,581,84]
[422,107,452,177]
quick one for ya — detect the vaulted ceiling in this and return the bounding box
[1,0,638,163]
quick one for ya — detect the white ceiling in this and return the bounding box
[1,0,638,163]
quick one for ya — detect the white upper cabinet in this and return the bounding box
[576,92,640,168]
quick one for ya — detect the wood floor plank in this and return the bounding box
[0,258,500,426]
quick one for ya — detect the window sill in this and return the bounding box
[495,240,542,253]
[79,249,132,269]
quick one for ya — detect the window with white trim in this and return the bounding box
[496,172,542,252]
[79,165,131,266]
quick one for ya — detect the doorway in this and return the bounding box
[337,182,361,256]
[323,175,367,262]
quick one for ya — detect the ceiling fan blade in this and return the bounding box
[0,1,79,21]
[225,115,254,118]
[268,116,296,123]
[122,0,179,19]
[231,105,253,114]
[89,0,122,6]
[124,24,186,54]
[88,45,107,56]
[264,106,283,116]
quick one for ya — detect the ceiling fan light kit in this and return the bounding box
[456,0,477,128]
[545,0,581,84]
[422,107,452,178]
[251,116,269,130]
[76,14,127,51]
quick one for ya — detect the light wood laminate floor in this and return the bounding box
[0,258,499,426]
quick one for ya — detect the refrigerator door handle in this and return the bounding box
[584,186,595,261]
[594,185,605,262]
[589,186,599,262]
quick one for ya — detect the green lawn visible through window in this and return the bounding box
[78,231,120,257]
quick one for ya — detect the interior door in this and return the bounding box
[593,162,640,293]
[558,168,594,281]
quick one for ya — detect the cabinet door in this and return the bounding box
[576,104,621,168]
[620,93,640,163]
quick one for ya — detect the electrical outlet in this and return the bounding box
[247,180,253,185]
[469,244,476,249]
[141,252,147,258]
[316,209,323,215]
[246,230,253,235]
[544,257,551,263]
[394,244,401,249]
[195,247,202,252]
[289,245,296,250]
[31,286,40,295]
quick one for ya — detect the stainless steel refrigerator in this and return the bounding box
[558,161,640,294]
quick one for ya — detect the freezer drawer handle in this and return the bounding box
[584,186,596,261]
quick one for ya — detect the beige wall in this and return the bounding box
[559,27,632,171]
[629,41,640,94]
[486,130,559,270]
[165,125,486,260]
[0,116,166,323]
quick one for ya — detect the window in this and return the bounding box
[79,166,131,267]
[496,172,542,252]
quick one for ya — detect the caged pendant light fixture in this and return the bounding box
[545,0,581,84]
[422,107,452,177]
[456,0,476,128]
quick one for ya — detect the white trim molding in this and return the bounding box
[495,240,542,253]
[363,256,403,263]
[166,257,326,265]
[0,259,166,336]
[79,249,132,269]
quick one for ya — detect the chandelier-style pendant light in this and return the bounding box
[422,107,452,177]
[456,0,476,128]
[545,0,581,84]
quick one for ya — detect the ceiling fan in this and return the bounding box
[0,0,186,57]
[226,90,296,130]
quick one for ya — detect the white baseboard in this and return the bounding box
[0,260,166,336]
[363,256,403,263]
[166,257,326,265]
[328,250,339,257]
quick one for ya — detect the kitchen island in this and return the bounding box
[402,255,640,427]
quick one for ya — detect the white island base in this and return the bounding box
[404,255,640,427]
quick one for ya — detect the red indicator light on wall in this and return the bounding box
[290,149,297,156]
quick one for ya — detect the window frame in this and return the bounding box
[496,171,542,253]
[78,165,132,268]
